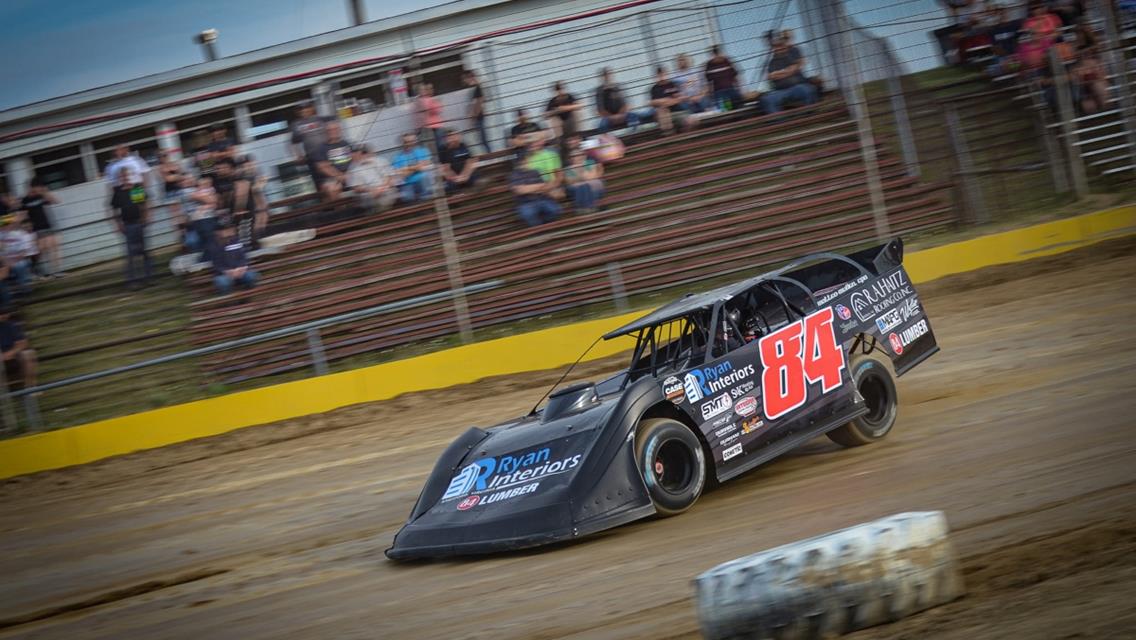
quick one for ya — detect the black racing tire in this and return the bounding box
[635,418,706,516]
[827,353,899,448]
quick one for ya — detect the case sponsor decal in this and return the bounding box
[662,376,685,404]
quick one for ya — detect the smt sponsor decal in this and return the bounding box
[684,362,756,403]
[442,447,582,501]
[722,443,743,461]
[875,296,921,333]
[701,393,733,421]
[888,319,929,355]
[734,396,758,417]
[758,307,846,421]
[849,270,913,322]
[662,376,684,404]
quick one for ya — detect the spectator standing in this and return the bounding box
[462,70,492,153]
[207,126,237,168]
[649,66,688,134]
[159,151,185,226]
[104,144,150,190]
[1074,45,1109,114]
[312,121,354,202]
[509,157,561,227]
[704,45,742,110]
[0,307,37,390]
[19,178,63,278]
[107,167,152,289]
[415,82,446,151]
[673,53,710,112]
[0,216,34,292]
[347,144,398,211]
[391,132,434,203]
[544,81,582,139]
[594,68,641,133]
[761,32,819,114]
[438,130,481,193]
[290,101,338,186]
[564,147,604,214]
[1024,1,1062,47]
[181,174,218,257]
[211,223,258,295]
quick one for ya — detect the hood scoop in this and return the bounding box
[543,382,599,422]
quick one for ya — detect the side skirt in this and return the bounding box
[715,405,869,483]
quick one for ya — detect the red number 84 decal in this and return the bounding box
[758,307,847,421]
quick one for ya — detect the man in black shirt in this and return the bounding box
[509,161,561,227]
[0,306,37,390]
[594,67,641,133]
[312,121,354,201]
[463,70,492,154]
[107,166,152,289]
[438,130,481,193]
[705,45,742,110]
[648,66,688,134]
[211,223,258,295]
[508,109,545,158]
[760,32,818,114]
[290,101,339,185]
[543,81,582,139]
[20,178,62,277]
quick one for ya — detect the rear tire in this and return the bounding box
[827,354,898,448]
[635,418,706,516]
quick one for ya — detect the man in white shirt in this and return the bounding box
[672,53,710,112]
[346,144,397,212]
[0,215,35,290]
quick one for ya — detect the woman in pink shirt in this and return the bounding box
[416,82,445,150]
[1023,2,1062,47]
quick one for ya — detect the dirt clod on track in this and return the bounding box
[2,239,1135,640]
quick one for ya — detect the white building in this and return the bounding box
[0,0,724,270]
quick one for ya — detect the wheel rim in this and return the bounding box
[653,438,695,494]
[859,372,892,433]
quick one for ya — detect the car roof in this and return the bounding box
[601,249,874,340]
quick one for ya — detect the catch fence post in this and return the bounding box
[638,14,661,69]
[944,103,989,225]
[306,327,330,376]
[832,2,891,241]
[606,262,630,313]
[0,366,18,434]
[424,139,476,344]
[887,73,920,177]
[23,394,42,432]
[1050,48,1089,198]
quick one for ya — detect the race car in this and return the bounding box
[386,240,938,560]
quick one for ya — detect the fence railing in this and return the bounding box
[0,281,502,434]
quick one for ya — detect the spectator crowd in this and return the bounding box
[939,0,1115,115]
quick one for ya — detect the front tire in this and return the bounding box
[827,354,898,447]
[635,418,706,516]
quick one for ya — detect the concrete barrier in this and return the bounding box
[693,511,964,640]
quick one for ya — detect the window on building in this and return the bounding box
[176,109,236,157]
[31,146,86,189]
[92,126,161,177]
[405,52,466,96]
[337,71,390,111]
[248,89,313,140]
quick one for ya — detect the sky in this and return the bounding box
[0,0,447,111]
[0,0,949,112]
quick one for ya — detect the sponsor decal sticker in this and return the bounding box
[442,447,582,501]
[662,376,684,404]
[849,270,914,323]
[719,431,739,446]
[709,413,733,428]
[734,396,758,417]
[816,274,869,306]
[874,296,921,333]
[741,417,765,434]
[835,304,852,321]
[729,380,756,399]
[701,393,733,421]
[456,483,540,510]
[714,424,737,439]
[723,443,743,461]
[457,495,480,510]
[890,319,929,355]
[888,332,904,355]
[684,362,756,403]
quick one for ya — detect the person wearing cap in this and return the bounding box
[211,222,258,295]
[0,307,37,390]
[107,165,152,289]
[347,144,397,212]
[391,132,434,203]
[438,129,481,194]
[761,31,818,114]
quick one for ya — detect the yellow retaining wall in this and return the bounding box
[1,205,1133,479]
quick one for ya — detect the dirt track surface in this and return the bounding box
[2,240,1135,640]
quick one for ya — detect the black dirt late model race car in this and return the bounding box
[386,240,938,560]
